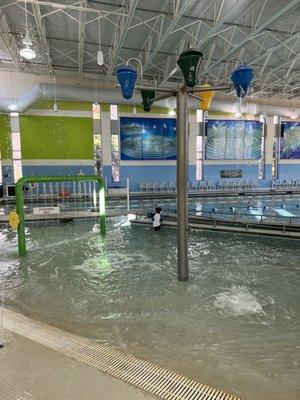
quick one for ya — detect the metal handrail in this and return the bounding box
[191,210,300,225]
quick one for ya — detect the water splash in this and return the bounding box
[214,286,264,316]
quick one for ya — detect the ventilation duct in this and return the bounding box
[0,83,298,118]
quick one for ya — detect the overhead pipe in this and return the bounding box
[188,85,231,93]
[0,83,298,117]
[189,93,202,101]
[152,91,175,103]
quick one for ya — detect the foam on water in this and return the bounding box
[214,286,265,316]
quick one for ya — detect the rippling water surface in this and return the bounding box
[1,217,299,400]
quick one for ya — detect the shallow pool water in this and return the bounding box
[1,217,299,400]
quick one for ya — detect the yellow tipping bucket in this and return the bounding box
[198,84,215,111]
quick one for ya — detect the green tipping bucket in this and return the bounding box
[141,90,155,112]
[177,50,203,87]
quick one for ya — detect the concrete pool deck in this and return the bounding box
[0,308,241,400]
[0,328,157,400]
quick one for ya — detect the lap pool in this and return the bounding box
[0,214,299,400]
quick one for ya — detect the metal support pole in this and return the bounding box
[152,91,175,102]
[126,178,130,211]
[188,85,231,93]
[134,85,173,93]
[189,93,203,101]
[176,87,189,281]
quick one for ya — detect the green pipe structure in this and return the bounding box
[15,175,106,256]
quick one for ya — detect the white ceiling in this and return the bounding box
[0,0,299,101]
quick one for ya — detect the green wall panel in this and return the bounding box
[0,114,11,159]
[20,116,93,159]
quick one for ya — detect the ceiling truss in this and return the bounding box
[0,0,299,99]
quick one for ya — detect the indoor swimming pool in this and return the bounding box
[1,217,299,400]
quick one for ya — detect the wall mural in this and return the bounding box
[280,122,300,159]
[120,117,176,160]
[206,120,263,160]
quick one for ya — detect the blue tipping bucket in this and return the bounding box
[116,65,137,100]
[231,65,254,98]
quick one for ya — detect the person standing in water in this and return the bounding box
[153,207,162,231]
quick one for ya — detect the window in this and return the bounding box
[94,133,102,176]
[196,136,203,181]
[110,104,118,120]
[111,134,120,182]
[13,159,22,182]
[10,113,22,183]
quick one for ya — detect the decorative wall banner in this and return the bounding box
[206,120,263,160]
[280,122,300,159]
[220,169,242,178]
[120,117,176,160]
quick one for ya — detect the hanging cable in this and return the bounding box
[25,0,28,34]
[95,82,98,103]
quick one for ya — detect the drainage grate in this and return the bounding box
[4,308,242,400]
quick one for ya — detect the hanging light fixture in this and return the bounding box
[20,1,36,60]
[53,76,58,112]
[97,16,103,65]
[290,109,298,120]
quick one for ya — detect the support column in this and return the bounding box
[176,87,189,281]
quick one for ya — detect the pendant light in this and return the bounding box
[53,76,58,112]
[20,1,36,60]
[97,16,103,65]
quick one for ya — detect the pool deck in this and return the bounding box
[0,327,156,400]
[0,209,135,223]
[1,308,242,400]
